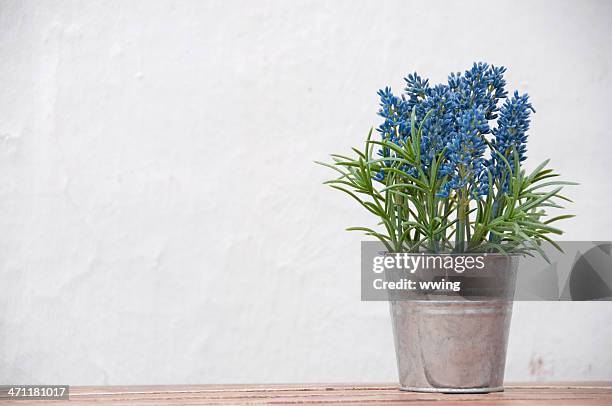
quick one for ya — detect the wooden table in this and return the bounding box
[3,383,612,405]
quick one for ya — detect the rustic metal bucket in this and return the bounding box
[389,254,518,393]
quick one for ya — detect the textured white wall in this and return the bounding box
[1,0,611,385]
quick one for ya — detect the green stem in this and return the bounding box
[456,190,465,253]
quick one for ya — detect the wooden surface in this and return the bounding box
[3,382,612,405]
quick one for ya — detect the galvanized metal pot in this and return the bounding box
[389,254,518,393]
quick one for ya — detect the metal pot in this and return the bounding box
[389,254,518,393]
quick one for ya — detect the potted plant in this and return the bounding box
[318,62,575,393]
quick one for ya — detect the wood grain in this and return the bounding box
[2,382,611,405]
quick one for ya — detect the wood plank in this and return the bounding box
[1,382,610,405]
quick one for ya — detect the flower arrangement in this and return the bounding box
[318,62,575,256]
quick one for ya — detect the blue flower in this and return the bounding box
[374,170,385,182]
[486,91,535,190]
[492,91,535,162]
[376,87,410,165]
[448,62,507,120]
[437,106,489,196]
[373,62,533,197]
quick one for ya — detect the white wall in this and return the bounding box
[1,0,611,385]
